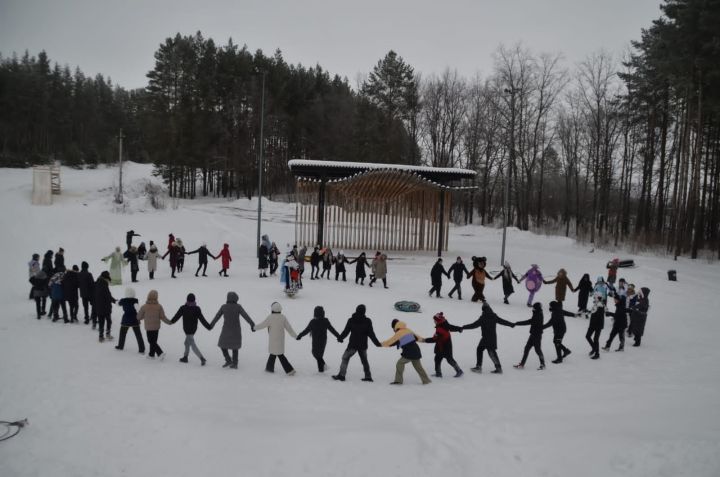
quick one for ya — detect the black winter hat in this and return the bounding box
[81,261,89,270]
[533,302,543,311]
[481,302,492,312]
[314,306,325,319]
[32,253,39,260]
[187,293,196,302]
[356,304,366,315]
[100,271,111,280]
[549,301,558,310]
[72,265,79,271]
[391,319,399,329]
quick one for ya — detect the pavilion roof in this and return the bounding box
[288,159,476,187]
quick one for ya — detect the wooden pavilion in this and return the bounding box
[288,159,476,255]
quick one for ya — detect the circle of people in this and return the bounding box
[26,233,652,384]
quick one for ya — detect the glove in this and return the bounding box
[337,338,343,343]
[296,336,301,341]
[458,329,463,333]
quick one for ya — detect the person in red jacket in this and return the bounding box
[216,243,232,277]
[423,312,464,378]
[167,233,175,252]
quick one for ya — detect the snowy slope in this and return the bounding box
[1,163,719,477]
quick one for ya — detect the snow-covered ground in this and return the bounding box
[1,163,719,477]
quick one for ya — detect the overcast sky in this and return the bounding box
[0,0,663,89]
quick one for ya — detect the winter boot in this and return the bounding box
[222,361,232,368]
[551,358,563,364]
[562,349,572,359]
[361,376,374,382]
[470,366,482,373]
[200,358,206,366]
[504,297,509,304]
[331,374,346,381]
[491,367,503,374]
[179,356,188,363]
[615,346,624,352]
[538,363,546,370]
[454,368,464,378]
[591,352,600,360]
[513,363,524,369]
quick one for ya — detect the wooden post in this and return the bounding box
[437,189,445,257]
[317,180,326,247]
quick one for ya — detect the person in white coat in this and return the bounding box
[146,241,161,280]
[254,302,298,375]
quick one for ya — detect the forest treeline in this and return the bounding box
[0,0,718,258]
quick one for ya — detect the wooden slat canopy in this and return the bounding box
[288,160,476,254]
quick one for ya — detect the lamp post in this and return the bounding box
[501,87,517,266]
[256,71,267,257]
[116,128,124,204]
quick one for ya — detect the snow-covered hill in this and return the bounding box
[1,163,719,477]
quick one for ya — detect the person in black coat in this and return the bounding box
[62,265,80,323]
[492,261,519,304]
[586,294,605,359]
[428,258,450,298]
[187,243,215,277]
[603,295,628,352]
[513,303,547,370]
[29,270,50,319]
[42,250,54,276]
[629,287,650,346]
[54,248,66,272]
[137,242,147,260]
[463,303,515,373]
[447,257,470,300]
[424,312,464,377]
[574,273,593,313]
[115,288,145,353]
[123,246,140,283]
[332,304,381,382]
[309,246,321,279]
[350,252,370,285]
[78,261,95,324]
[297,306,341,372]
[170,293,211,365]
[334,251,350,281]
[320,248,333,279]
[126,230,141,250]
[544,301,576,363]
[94,271,116,342]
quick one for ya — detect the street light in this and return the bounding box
[256,71,267,258]
[500,88,517,266]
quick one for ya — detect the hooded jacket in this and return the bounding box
[463,304,515,349]
[605,296,628,329]
[424,313,463,353]
[544,301,576,335]
[137,290,171,331]
[516,304,545,335]
[430,260,449,284]
[93,274,115,315]
[210,292,255,349]
[118,297,140,326]
[448,260,470,282]
[188,245,214,264]
[297,306,340,346]
[78,262,94,299]
[544,269,574,302]
[382,320,424,360]
[338,306,381,350]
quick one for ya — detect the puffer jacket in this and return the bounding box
[382,320,424,360]
[137,290,171,331]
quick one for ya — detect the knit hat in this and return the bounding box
[81,261,89,270]
[271,302,282,313]
[32,253,39,260]
[433,312,445,323]
[314,306,325,319]
[532,302,543,311]
[391,318,399,329]
[356,304,366,315]
[72,265,79,272]
[100,270,111,280]
[125,287,136,298]
[481,302,492,312]
[549,301,558,310]
[187,293,195,302]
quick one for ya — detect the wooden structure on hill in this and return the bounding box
[288,160,476,255]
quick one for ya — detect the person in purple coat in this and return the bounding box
[519,264,543,308]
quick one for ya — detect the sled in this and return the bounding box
[607,259,636,269]
[394,301,421,313]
